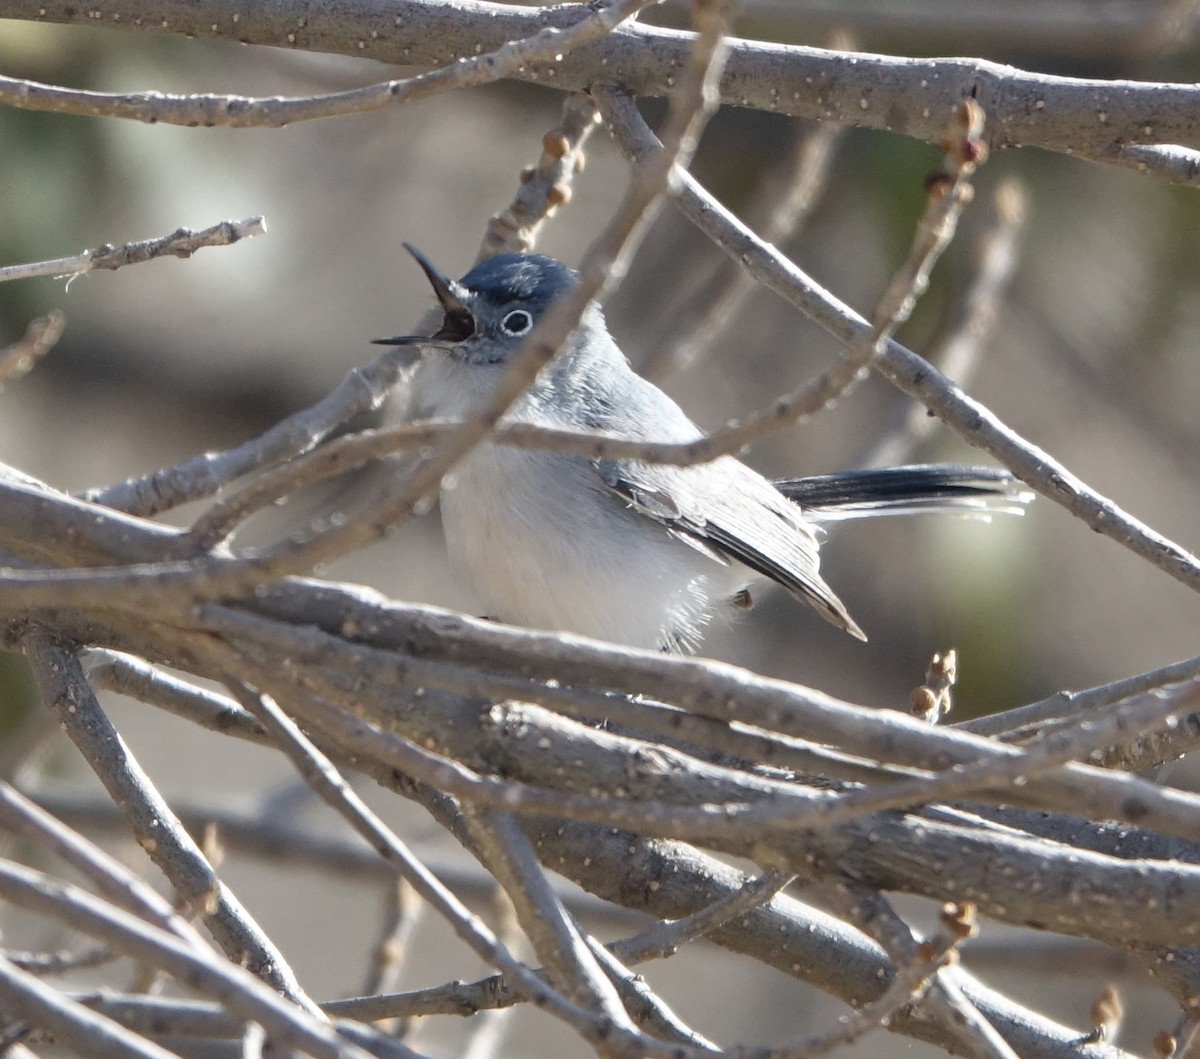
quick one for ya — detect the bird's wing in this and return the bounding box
[593,457,866,640]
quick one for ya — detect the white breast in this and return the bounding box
[410,353,731,650]
[440,441,723,650]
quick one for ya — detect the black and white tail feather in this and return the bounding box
[775,465,1034,521]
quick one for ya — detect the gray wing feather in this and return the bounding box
[558,342,865,639]
[594,456,865,640]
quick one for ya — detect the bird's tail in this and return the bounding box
[774,465,1034,522]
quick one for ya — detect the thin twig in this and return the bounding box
[1114,142,1200,183]
[457,886,521,1059]
[932,967,1025,1059]
[813,882,1014,1059]
[86,342,417,517]
[641,116,844,382]
[3,944,114,976]
[858,179,1027,468]
[0,218,264,283]
[609,869,795,964]
[360,878,422,1009]
[183,408,1029,549]
[593,88,987,460]
[90,96,597,525]
[789,96,988,417]
[225,0,731,580]
[87,652,265,742]
[32,788,597,920]
[961,654,1200,773]
[78,0,731,578]
[67,993,254,1042]
[786,903,996,1059]
[582,935,718,1050]
[0,551,296,613]
[960,654,1200,738]
[478,93,600,260]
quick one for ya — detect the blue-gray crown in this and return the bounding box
[460,253,579,312]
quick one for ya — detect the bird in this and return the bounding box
[374,246,1031,653]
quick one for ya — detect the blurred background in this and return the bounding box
[1,1,1199,1054]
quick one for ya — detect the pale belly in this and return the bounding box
[438,443,728,650]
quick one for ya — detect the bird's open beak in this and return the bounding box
[372,244,476,347]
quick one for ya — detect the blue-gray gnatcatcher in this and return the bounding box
[375,247,1031,652]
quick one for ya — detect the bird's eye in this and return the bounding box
[501,309,533,336]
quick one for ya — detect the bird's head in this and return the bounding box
[374,245,579,366]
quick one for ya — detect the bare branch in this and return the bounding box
[5,467,1199,854]
[87,652,265,743]
[641,116,843,382]
[218,678,629,1049]
[810,881,1016,1059]
[0,860,372,1059]
[86,343,417,517]
[961,654,1200,739]
[789,903,1003,1059]
[194,589,1200,846]
[528,821,1134,1059]
[1114,142,1200,182]
[84,94,598,524]
[478,93,600,260]
[4,4,1193,1054]
[2,1,1200,176]
[31,788,579,917]
[456,886,519,1059]
[31,735,1148,1057]
[0,218,265,283]
[609,869,794,964]
[860,179,1027,468]
[0,953,178,1059]
[585,88,988,464]
[0,781,204,949]
[4,944,114,976]
[581,937,717,1050]
[0,0,657,129]
[459,806,632,1029]
[20,629,321,1014]
[602,93,1200,599]
[360,879,422,1015]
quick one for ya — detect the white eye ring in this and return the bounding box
[501,309,533,336]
